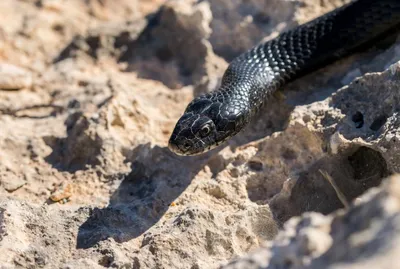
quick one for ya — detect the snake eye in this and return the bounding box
[199,124,211,138]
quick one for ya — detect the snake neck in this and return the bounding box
[169,0,400,156]
[218,0,400,131]
[218,57,284,118]
[218,0,400,125]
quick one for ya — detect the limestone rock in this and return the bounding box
[0,0,399,268]
[0,63,32,90]
[221,175,400,269]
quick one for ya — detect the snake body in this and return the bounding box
[169,0,400,156]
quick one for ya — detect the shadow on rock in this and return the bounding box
[44,112,103,172]
[76,143,210,249]
[119,3,217,90]
[270,146,389,225]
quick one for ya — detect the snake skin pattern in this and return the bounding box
[169,0,400,156]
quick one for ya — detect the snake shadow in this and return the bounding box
[76,143,211,249]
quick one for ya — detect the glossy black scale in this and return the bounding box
[169,0,400,156]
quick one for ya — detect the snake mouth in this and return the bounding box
[168,135,193,156]
[168,138,209,156]
[168,142,186,156]
[168,142,203,156]
[168,136,182,155]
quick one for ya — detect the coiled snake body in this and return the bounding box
[169,0,400,156]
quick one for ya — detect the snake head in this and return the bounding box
[169,97,246,156]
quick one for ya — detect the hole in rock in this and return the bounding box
[369,115,387,131]
[348,146,388,183]
[269,146,389,225]
[352,111,364,128]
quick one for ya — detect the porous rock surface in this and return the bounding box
[0,0,399,268]
[222,174,400,269]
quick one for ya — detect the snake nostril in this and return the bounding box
[183,141,192,150]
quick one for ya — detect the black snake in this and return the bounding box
[169,0,400,156]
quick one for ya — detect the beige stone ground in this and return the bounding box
[0,0,399,268]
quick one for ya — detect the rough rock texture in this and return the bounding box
[222,174,400,269]
[0,64,32,90]
[0,0,400,268]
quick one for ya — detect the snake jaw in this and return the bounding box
[168,137,190,156]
